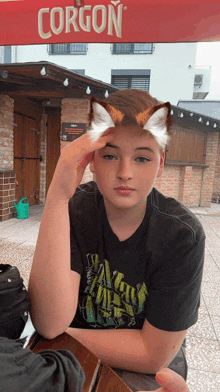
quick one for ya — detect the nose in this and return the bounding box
[116,159,133,181]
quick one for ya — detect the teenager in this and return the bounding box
[0,265,189,391]
[29,90,204,387]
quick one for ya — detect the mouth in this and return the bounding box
[114,186,135,195]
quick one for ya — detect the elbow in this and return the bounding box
[30,313,67,341]
[39,329,62,341]
[146,362,166,374]
[34,324,66,341]
[144,358,169,375]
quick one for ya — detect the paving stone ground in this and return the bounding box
[1,202,220,391]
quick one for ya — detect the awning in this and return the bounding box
[0,61,118,102]
[0,0,220,46]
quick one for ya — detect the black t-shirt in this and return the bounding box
[69,181,205,332]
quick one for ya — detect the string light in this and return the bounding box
[63,78,69,86]
[40,67,46,76]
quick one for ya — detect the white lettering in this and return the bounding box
[50,7,64,35]
[38,8,52,39]
[38,3,123,40]
[66,7,80,33]
[79,6,91,32]
[92,5,107,34]
[108,4,123,38]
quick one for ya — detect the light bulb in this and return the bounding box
[63,78,69,86]
[40,67,46,76]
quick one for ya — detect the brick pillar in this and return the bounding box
[0,94,15,221]
[61,98,93,183]
[200,132,219,207]
[39,113,47,204]
[178,166,193,206]
[213,136,220,200]
[0,170,16,221]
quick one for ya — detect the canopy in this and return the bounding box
[0,0,220,46]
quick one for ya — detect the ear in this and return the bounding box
[143,103,170,149]
[157,151,165,178]
[89,156,95,174]
[88,101,115,142]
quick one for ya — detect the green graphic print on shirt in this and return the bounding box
[79,253,148,328]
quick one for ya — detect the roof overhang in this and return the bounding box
[0,61,117,104]
[171,105,220,133]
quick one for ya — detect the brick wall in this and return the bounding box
[155,132,220,208]
[0,170,16,221]
[39,113,47,204]
[154,164,203,207]
[61,98,93,184]
[213,136,220,200]
[0,94,15,221]
[154,165,180,200]
[0,94,14,170]
[200,132,219,207]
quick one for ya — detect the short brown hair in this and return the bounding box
[105,89,161,118]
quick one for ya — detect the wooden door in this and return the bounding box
[46,107,61,195]
[14,113,40,206]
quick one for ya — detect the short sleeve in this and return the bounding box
[145,234,205,332]
[70,224,83,276]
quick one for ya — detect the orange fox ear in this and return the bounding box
[135,108,152,126]
[87,98,124,142]
[107,105,124,125]
[142,102,170,150]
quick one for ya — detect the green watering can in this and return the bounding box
[13,198,29,219]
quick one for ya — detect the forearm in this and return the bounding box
[66,327,168,374]
[29,195,79,339]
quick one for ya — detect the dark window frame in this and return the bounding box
[48,44,88,55]
[111,43,154,55]
[111,74,150,91]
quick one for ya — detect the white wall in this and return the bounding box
[0,47,4,63]
[12,42,198,105]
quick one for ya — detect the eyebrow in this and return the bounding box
[105,143,155,154]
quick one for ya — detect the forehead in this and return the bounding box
[106,125,159,149]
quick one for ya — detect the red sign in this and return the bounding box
[0,0,220,46]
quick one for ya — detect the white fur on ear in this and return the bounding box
[88,102,115,142]
[143,106,169,150]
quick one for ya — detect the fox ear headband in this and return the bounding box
[87,97,171,150]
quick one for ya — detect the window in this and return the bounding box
[111,43,154,54]
[0,47,4,63]
[111,70,150,91]
[0,46,11,63]
[48,44,88,55]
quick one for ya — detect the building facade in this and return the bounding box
[10,42,209,105]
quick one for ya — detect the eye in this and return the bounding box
[103,154,117,161]
[135,157,150,163]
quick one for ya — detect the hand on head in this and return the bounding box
[138,368,189,392]
[48,128,115,202]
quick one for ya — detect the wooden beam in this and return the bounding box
[0,73,35,86]
[0,84,86,99]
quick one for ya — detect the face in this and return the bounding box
[90,126,165,214]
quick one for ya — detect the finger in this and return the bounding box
[61,130,115,165]
[88,127,115,149]
[155,368,189,392]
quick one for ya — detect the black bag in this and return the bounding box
[0,264,30,339]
